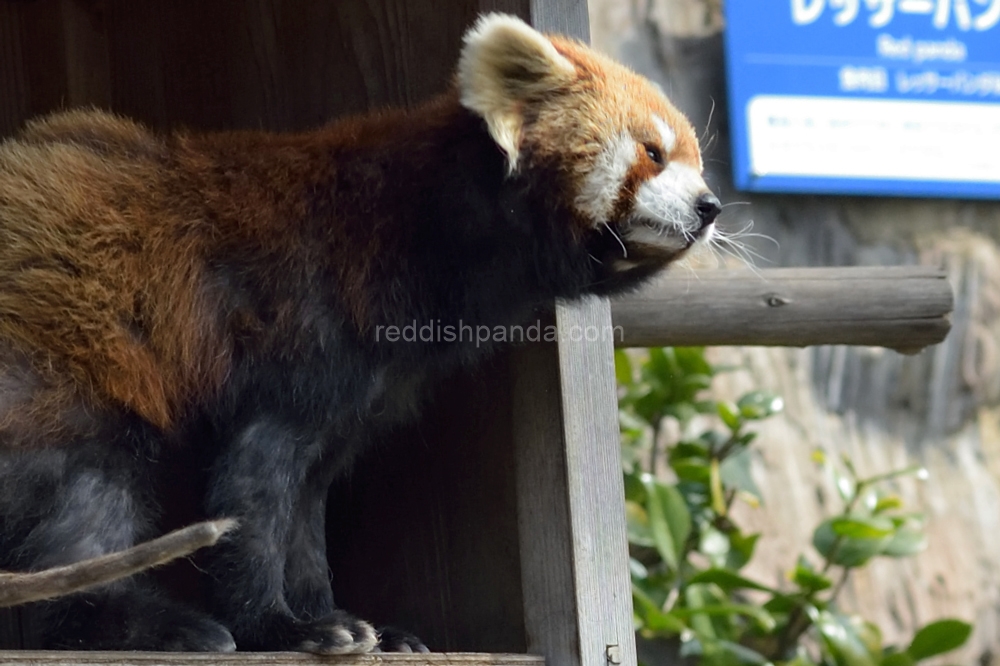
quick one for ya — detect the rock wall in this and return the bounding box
[589,1,1000,662]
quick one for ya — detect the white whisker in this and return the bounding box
[603,222,628,259]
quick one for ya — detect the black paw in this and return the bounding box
[292,610,378,654]
[376,626,430,653]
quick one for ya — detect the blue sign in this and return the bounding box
[724,0,1000,199]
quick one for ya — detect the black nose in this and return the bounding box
[695,193,722,228]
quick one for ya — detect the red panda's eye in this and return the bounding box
[644,144,664,166]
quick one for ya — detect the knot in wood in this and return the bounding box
[765,293,790,307]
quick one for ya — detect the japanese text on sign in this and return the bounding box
[791,0,1000,30]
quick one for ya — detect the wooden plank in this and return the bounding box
[554,298,636,666]
[511,340,578,665]
[611,266,953,353]
[513,305,637,666]
[0,652,542,666]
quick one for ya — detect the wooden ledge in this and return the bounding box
[610,266,953,354]
[0,652,543,666]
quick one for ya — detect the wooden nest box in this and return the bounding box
[0,3,637,666]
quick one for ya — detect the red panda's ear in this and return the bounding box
[458,13,576,172]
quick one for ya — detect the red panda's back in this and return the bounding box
[0,110,226,441]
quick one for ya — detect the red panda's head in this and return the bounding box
[458,14,720,274]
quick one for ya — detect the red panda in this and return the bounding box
[0,13,719,653]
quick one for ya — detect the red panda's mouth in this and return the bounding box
[629,216,712,250]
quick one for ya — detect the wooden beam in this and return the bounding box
[0,653,542,666]
[610,266,953,354]
[513,299,637,666]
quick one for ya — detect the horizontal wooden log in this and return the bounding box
[610,267,953,354]
[0,652,543,666]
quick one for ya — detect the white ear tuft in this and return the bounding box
[458,13,576,171]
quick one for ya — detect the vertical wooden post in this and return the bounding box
[513,296,637,666]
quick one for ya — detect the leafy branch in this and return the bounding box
[617,347,972,666]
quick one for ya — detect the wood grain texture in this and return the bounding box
[553,297,637,666]
[611,266,954,353]
[513,304,638,666]
[511,338,579,665]
[0,652,543,666]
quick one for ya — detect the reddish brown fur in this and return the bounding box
[0,96,479,440]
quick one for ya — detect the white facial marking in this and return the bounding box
[652,116,677,154]
[575,132,637,223]
[629,162,712,249]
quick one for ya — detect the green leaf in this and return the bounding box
[618,409,649,433]
[633,392,669,427]
[671,602,778,633]
[726,531,759,570]
[625,500,655,547]
[717,401,742,431]
[880,650,915,666]
[673,441,710,459]
[720,448,762,500]
[814,611,880,666]
[905,619,972,661]
[830,515,895,539]
[644,479,691,569]
[646,348,677,395]
[762,593,801,615]
[614,350,634,386]
[813,519,889,568]
[874,494,904,513]
[710,639,772,665]
[736,391,784,420]
[792,565,833,593]
[672,458,712,484]
[632,585,686,636]
[623,473,647,504]
[629,557,649,580]
[684,583,717,640]
[688,568,780,594]
[695,399,719,414]
[682,374,713,398]
[675,346,712,374]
